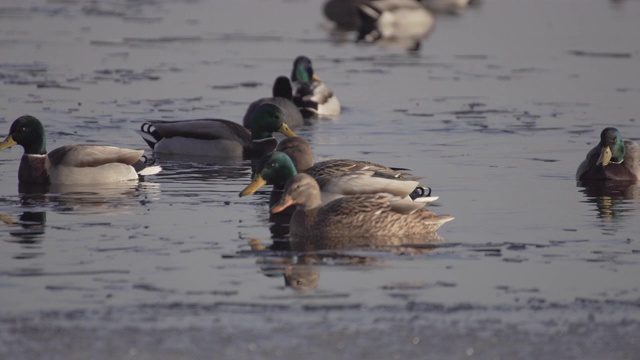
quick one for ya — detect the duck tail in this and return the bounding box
[135,122,162,149]
[133,156,162,176]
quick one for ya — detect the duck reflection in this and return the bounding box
[152,155,252,182]
[17,180,161,216]
[247,231,443,293]
[1,211,46,240]
[578,180,640,220]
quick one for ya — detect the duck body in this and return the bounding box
[0,115,160,185]
[576,127,640,182]
[239,139,436,205]
[358,0,435,50]
[136,103,297,159]
[240,151,425,203]
[290,56,341,118]
[243,76,304,130]
[271,173,453,241]
[274,137,435,201]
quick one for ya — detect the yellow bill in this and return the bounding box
[596,146,612,166]
[239,175,267,197]
[278,123,297,138]
[0,135,17,150]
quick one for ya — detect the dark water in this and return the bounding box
[0,0,639,358]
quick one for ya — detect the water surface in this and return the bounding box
[0,0,639,358]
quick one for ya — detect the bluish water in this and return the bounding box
[0,0,639,358]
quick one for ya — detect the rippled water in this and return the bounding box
[1,0,639,358]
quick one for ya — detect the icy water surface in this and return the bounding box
[0,0,639,359]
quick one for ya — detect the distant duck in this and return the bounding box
[136,103,297,159]
[290,56,341,118]
[0,115,161,185]
[243,76,304,130]
[576,127,640,182]
[239,137,436,204]
[271,173,454,241]
[357,0,436,51]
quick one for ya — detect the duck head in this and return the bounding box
[597,127,626,166]
[0,115,47,155]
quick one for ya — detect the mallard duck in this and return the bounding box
[136,103,297,158]
[243,76,304,130]
[290,56,341,118]
[357,0,435,51]
[0,115,161,185]
[240,137,435,201]
[271,173,454,240]
[576,127,640,182]
[239,151,432,206]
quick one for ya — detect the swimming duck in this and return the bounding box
[239,151,432,206]
[241,137,434,201]
[0,115,161,185]
[357,0,435,51]
[290,56,341,118]
[243,76,304,130]
[576,127,640,182]
[136,103,297,158]
[271,173,454,240]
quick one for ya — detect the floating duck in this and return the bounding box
[243,76,304,130]
[0,115,160,185]
[290,56,341,118]
[136,103,297,158]
[577,127,640,182]
[271,173,454,240]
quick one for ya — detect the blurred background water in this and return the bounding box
[0,0,639,359]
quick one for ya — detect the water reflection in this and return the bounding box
[152,156,252,183]
[1,211,46,240]
[248,232,444,292]
[578,181,640,220]
[16,181,161,215]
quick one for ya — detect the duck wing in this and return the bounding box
[48,145,143,167]
[142,119,251,144]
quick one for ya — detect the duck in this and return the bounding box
[357,0,436,51]
[0,115,161,185]
[239,151,434,205]
[239,137,436,204]
[136,103,297,158]
[290,56,341,118]
[242,76,304,130]
[576,127,640,182]
[271,173,454,241]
